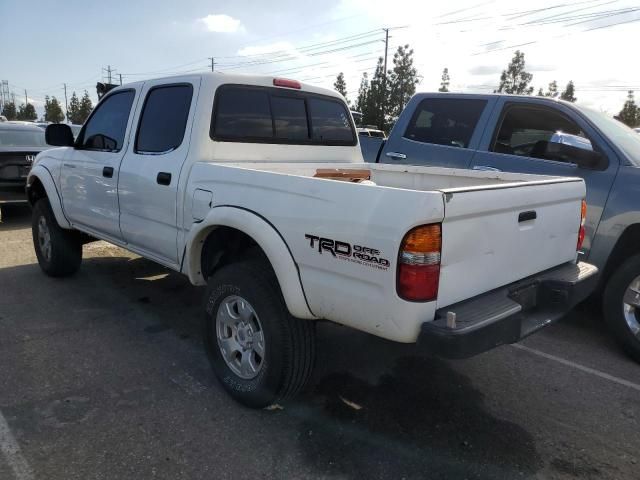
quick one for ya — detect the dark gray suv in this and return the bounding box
[0,122,49,206]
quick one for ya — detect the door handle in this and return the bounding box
[156,172,172,186]
[518,210,537,223]
[102,166,114,178]
[385,151,407,160]
[472,165,502,172]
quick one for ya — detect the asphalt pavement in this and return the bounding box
[1,205,639,480]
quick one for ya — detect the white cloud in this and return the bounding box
[198,14,244,33]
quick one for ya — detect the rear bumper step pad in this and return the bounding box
[418,261,598,359]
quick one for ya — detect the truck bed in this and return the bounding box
[224,161,573,191]
[187,160,584,342]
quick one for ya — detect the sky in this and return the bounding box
[1,0,639,118]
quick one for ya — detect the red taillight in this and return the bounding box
[577,199,587,251]
[397,224,441,302]
[273,78,301,89]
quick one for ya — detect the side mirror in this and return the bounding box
[45,124,75,147]
[544,132,605,170]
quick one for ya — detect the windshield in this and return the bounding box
[576,105,640,165]
[0,128,47,147]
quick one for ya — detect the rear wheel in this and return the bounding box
[31,198,82,277]
[603,254,640,362]
[203,258,315,408]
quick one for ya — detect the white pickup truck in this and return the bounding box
[28,73,596,407]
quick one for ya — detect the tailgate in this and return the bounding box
[437,178,585,308]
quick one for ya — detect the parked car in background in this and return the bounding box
[358,127,386,138]
[358,126,386,163]
[634,127,640,133]
[28,73,595,407]
[351,110,363,127]
[0,115,7,122]
[370,92,640,361]
[0,122,49,206]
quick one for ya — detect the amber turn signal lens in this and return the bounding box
[398,223,442,302]
[577,199,587,251]
[401,224,441,253]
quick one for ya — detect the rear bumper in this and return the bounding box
[418,261,598,359]
[0,184,28,204]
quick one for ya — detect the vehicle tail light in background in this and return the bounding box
[397,224,442,302]
[577,199,587,251]
[273,78,301,89]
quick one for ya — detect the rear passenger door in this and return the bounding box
[118,78,199,267]
[379,94,496,167]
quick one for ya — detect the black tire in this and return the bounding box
[603,254,640,363]
[203,258,315,408]
[31,197,82,277]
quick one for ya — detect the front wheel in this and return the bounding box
[203,258,315,408]
[603,254,640,362]
[31,198,82,277]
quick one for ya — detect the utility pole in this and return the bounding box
[383,28,390,84]
[380,28,390,130]
[119,73,122,85]
[209,57,215,72]
[24,89,28,106]
[63,83,69,123]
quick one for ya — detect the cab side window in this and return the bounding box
[135,84,193,153]
[403,98,487,149]
[78,90,135,152]
[492,105,589,162]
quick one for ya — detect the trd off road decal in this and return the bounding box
[304,234,390,271]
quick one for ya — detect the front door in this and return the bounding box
[60,89,137,241]
[118,79,198,267]
[470,100,618,257]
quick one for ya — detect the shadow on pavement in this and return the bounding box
[0,204,32,232]
[292,354,542,479]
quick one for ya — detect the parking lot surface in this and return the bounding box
[1,205,639,479]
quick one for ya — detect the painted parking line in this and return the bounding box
[512,343,640,393]
[0,411,34,480]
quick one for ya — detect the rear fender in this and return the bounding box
[184,206,315,320]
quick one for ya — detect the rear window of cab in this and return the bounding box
[210,84,356,146]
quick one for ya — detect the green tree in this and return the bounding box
[355,72,369,115]
[537,87,544,96]
[78,91,94,123]
[619,90,639,127]
[560,81,577,102]
[545,80,558,97]
[333,72,349,104]
[387,45,419,126]
[362,57,388,129]
[67,92,82,124]
[44,96,65,123]
[16,103,37,121]
[438,67,450,92]
[1,102,17,120]
[496,50,533,95]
